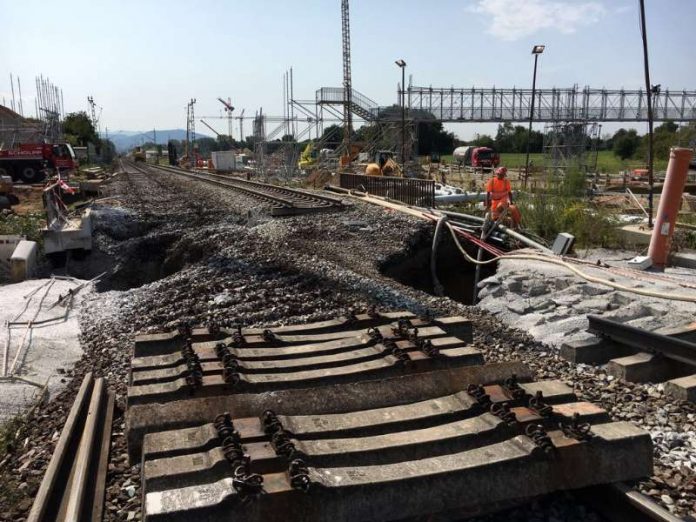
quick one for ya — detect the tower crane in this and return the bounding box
[199,119,221,137]
[217,97,235,139]
[235,109,245,143]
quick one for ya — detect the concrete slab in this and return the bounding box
[664,374,696,402]
[0,278,91,423]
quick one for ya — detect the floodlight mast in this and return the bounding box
[524,44,545,186]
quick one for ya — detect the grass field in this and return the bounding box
[438,151,668,173]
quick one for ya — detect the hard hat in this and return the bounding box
[495,166,507,176]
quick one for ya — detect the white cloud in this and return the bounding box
[469,0,606,41]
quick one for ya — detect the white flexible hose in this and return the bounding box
[446,222,696,303]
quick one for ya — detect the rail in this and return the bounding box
[578,482,686,522]
[27,372,114,522]
[339,173,435,207]
[587,314,696,367]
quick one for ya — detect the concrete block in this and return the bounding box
[0,234,23,280]
[560,338,636,364]
[528,283,549,297]
[79,179,104,195]
[531,299,555,312]
[655,321,696,344]
[554,278,571,290]
[579,284,610,296]
[553,294,581,307]
[671,252,696,270]
[603,302,651,322]
[574,297,613,314]
[10,240,37,282]
[478,275,501,288]
[552,232,575,255]
[43,208,93,254]
[507,300,529,314]
[607,352,688,383]
[665,374,696,402]
[620,224,651,247]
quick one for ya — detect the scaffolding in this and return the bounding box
[1,75,63,147]
[542,120,601,175]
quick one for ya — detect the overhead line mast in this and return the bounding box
[341,0,352,165]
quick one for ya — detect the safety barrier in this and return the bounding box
[339,173,435,207]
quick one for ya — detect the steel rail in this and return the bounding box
[27,373,114,522]
[28,374,94,522]
[587,314,696,367]
[136,162,343,212]
[577,482,686,522]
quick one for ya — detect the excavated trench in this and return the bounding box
[380,228,497,305]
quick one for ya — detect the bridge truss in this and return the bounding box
[406,86,696,123]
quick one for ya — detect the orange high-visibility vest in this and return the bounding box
[486,177,511,209]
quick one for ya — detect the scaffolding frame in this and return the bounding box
[542,120,602,175]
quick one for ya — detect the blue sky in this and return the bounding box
[1,0,694,140]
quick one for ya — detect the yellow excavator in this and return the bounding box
[298,142,318,170]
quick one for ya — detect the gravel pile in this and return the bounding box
[1,166,693,520]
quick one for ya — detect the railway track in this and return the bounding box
[124,160,344,216]
[121,309,661,521]
[577,315,696,402]
[27,373,114,522]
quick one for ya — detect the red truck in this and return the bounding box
[452,146,500,169]
[0,143,78,183]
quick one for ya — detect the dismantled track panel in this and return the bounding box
[125,310,653,521]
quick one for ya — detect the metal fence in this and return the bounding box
[339,173,434,207]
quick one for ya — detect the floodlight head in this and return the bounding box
[532,45,545,55]
[395,59,407,67]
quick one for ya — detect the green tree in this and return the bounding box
[612,128,640,160]
[635,121,686,162]
[471,134,495,149]
[100,139,116,163]
[63,112,99,147]
[193,137,219,155]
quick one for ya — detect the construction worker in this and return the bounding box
[486,166,521,228]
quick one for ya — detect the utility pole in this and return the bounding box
[186,98,197,165]
[341,0,352,166]
[237,109,245,145]
[88,96,100,137]
[639,0,654,228]
[17,77,23,116]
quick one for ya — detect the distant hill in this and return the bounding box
[109,129,212,152]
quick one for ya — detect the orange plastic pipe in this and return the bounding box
[648,147,693,269]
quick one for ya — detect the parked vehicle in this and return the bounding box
[452,146,500,169]
[0,142,78,183]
